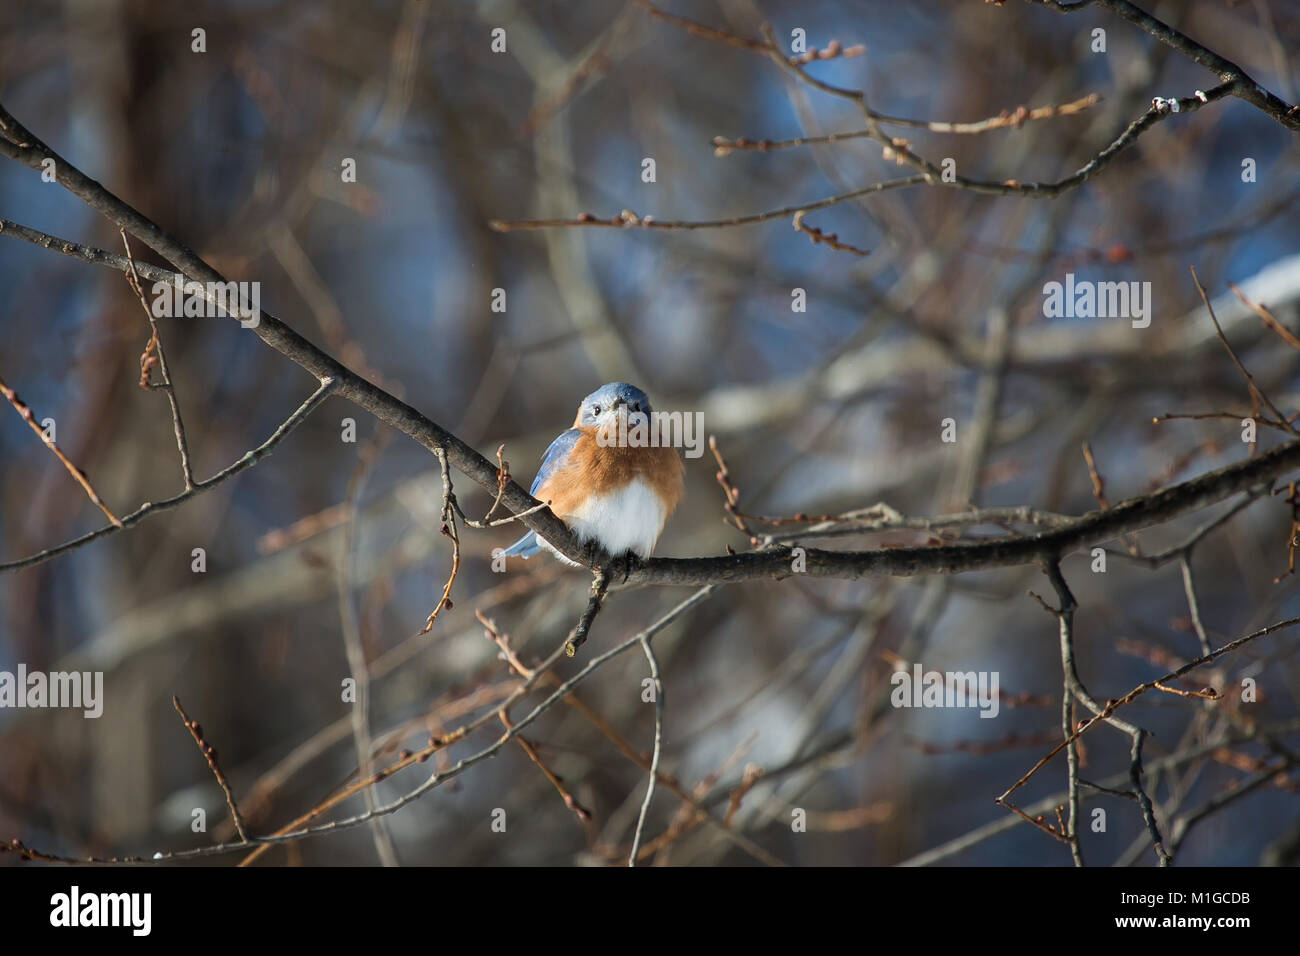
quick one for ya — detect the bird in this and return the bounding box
[502,382,684,568]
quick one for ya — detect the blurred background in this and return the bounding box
[1,0,1299,866]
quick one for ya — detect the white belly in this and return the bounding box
[542,479,667,564]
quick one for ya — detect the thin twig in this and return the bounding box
[791,209,870,257]
[499,711,593,823]
[712,94,1102,153]
[1230,281,1300,350]
[489,176,927,232]
[121,230,195,490]
[567,568,610,657]
[173,695,250,843]
[1190,265,1297,437]
[337,424,400,866]
[629,635,664,866]
[477,611,593,823]
[1179,554,1213,657]
[0,374,122,527]
[1,379,336,572]
[419,448,462,635]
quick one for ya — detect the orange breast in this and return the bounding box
[536,428,684,520]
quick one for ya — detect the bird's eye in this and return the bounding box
[591,404,601,415]
[631,402,640,412]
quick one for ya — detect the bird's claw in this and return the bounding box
[580,542,641,582]
[614,550,642,584]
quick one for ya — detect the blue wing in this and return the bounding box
[502,430,581,558]
[529,429,581,496]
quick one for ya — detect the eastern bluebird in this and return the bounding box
[502,382,684,567]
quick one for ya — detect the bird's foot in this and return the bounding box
[613,550,643,584]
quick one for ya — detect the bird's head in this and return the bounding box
[574,382,653,432]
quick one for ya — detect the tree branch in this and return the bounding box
[3,102,1300,592]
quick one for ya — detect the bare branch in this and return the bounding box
[173,695,250,843]
[0,374,122,527]
[628,635,664,866]
[0,379,336,573]
[121,230,195,490]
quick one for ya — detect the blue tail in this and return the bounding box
[501,531,543,558]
